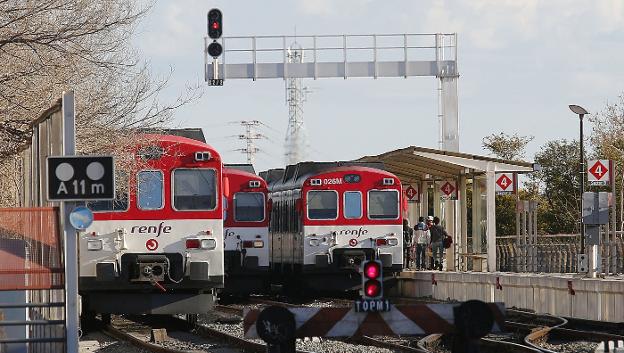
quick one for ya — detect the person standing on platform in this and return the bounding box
[430,216,449,270]
[413,216,430,270]
[425,216,434,269]
[402,219,414,268]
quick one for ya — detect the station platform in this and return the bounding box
[394,270,624,323]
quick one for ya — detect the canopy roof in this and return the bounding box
[357,146,535,184]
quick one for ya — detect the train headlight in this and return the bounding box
[253,240,264,248]
[387,238,398,246]
[309,239,320,246]
[201,239,217,250]
[87,239,102,251]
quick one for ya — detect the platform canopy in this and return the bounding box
[358,146,536,273]
[357,146,536,184]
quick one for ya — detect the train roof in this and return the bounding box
[259,168,285,187]
[223,166,264,181]
[139,128,206,143]
[141,134,221,159]
[224,163,256,174]
[264,161,390,191]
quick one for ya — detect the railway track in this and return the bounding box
[92,313,310,353]
[505,309,624,353]
[217,297,624,353]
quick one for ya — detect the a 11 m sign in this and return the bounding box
[587,159,612,186]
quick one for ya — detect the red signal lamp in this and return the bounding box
[361,260,383,299]
[364,261,381,279]
[364,280,381,297]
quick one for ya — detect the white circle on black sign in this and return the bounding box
[55,163,74,181]
[86,162,105,181]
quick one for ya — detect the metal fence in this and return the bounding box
[0,208,65,351]
[496,234,624,274]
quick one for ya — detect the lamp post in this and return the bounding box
[569,104,589,255]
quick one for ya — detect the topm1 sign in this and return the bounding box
[47,156,115,201]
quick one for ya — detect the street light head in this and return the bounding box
[569,104,589,115]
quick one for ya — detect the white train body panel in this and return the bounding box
[80,219,224,278]
[224,226,269,267]
[301,224,403,266]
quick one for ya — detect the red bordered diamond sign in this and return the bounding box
[436,180,457,200]
[495,173,516,195]
[404,184,419,203]
[587,160,611,186]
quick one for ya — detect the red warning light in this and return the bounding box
[365,280,381,297]
[212,22,219,30]
[364,262,381,279]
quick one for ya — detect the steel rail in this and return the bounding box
[102,324,190,353]
[360,335,428,353]
[214,304,244,317]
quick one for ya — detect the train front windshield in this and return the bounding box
[234,192,265,222]
[173,169,217,210]
[307,190,338,219]
[368,190,399,219]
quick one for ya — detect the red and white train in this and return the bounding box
[222,165,270,294]
[261,162,404,292]
[80,135,225,317]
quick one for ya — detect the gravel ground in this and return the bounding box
[539,339,599,353]
[198,308,397,353]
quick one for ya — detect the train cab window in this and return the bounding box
[173,169,217,210]
[234,192,265,222]
[343,191,362,219]
[368,190,399,219]
[307,190,338,220]
[137,170,163,210]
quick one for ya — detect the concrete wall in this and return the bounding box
[395,271,624,322]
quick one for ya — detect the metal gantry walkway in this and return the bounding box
[205,33,460,151]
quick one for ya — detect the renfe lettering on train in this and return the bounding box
[130,222,172,237]
[338,227,369,237]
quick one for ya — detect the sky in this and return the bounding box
[133,0,624,172]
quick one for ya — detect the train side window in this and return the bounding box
[368,190,399,219]
[137,170,164,210]
[344,191,362,219]
[307,190,338,220]
[234,192,265,222]
[173,169,217,211]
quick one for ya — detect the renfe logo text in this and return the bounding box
[338,227,369,237]
[130,222,172,237]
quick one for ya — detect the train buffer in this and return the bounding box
[243,300,505,352]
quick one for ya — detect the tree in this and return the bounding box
[530,139,580,234]
[482,132,534,161]
[0,0,201,206]
[481,132,533,235]
[589,95,624,229]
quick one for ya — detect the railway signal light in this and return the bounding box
[361,260,383,299]
[207,8,223,39]
[207,42,223,58]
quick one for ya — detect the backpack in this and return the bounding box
[443,235,453,249]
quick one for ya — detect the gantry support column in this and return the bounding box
[485,163,497,271]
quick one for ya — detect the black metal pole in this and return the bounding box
[580,114,585,254]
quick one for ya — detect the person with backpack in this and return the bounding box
[413,216,430,270]
[429,216,449,270]
[402,219,414,268]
